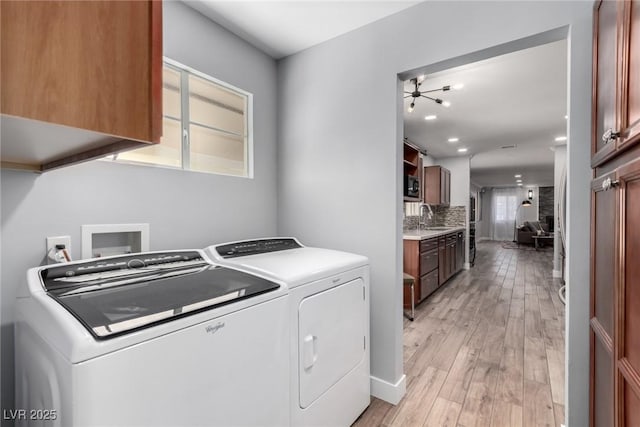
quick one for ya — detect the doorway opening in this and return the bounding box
[398,31,568,426]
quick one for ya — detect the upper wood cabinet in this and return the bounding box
[592,0,640,166]
[1,0,162,171]
[403,141,422,201]
[423,165,450,206]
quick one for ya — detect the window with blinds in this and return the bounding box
[113,59,252,177]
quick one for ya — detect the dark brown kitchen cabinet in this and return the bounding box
[0,0,163,171]
[591,1,640,424]
[615,158,640,426]
[591,158,640,427]
[424,166,450,206]
[591,172,617,427]
[437,232,463,286]
[619,0,640,152]
[403,237,439,307]
[438,236,447,285]
[592,0,640,167]
[446,234,456,282]
[404,231,464,307]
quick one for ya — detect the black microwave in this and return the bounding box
[404,175,420,198]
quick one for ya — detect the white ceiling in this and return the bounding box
[185,0,421,59]
[404,39,568,188]
[183,1,567,189]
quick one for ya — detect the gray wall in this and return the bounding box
[277,1,592,423]
[0,1,278,412]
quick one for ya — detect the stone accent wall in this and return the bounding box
[403,204,466,230]
[538,186,554,220]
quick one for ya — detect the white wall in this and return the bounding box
[439,156,470,207]
[277,1,592,423]
[477,188,492,240]
[554,146,568,276]
[421,153,436,167]
[0,1,279,413]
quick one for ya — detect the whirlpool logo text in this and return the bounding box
[205,322,225,335]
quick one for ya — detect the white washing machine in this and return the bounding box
[205,238,370,427]
[15,250,290,427]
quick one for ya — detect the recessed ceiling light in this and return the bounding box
[515,174,522,178]
[555,136,567,142]
[448,137,459,143]
[516,180,522,183]
[424,115,437,120]
[442,101,451,107]
[457,148,468,153]
[518,183,523,186]
[564,115,568,119]
[452,83,464,90]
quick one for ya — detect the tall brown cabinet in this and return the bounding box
[591,1,640,425]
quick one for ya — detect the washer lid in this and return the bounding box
[41,252,281,340]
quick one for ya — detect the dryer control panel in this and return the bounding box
[216,238,302,258]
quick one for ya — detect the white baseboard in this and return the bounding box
[370,374,406,405]
[553,269,563,278]
[463,262,471,270]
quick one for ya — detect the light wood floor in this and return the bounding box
[354,241,565,427]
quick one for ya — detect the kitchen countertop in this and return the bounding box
[403,226,466,241]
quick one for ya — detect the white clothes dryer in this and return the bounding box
[206,238,370,427]
[15,250,290,427]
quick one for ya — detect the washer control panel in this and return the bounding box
[216,238,302,258]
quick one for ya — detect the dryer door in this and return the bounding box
[298,277,366,408]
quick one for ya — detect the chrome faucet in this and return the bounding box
[419,203,433,229]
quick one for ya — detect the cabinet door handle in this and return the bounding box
[601,177,620,191]
[602,128,620,144]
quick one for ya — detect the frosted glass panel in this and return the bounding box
[163,67,181,119]
[189,124,246,175]
[118,118,182,167]
[109,61,251,177]
[189,74,245,136]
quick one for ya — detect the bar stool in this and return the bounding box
[403,273,415,321]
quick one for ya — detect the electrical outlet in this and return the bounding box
[46,236,71,264]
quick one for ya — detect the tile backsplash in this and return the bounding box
[403,203,467,230]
